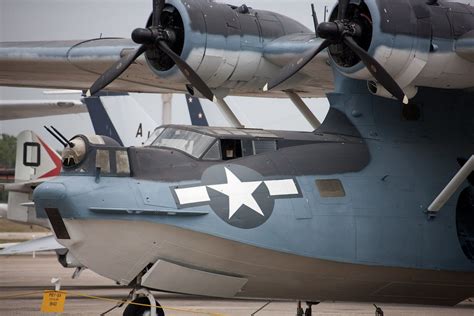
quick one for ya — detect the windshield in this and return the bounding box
[143,127,164,146]
[151,127,216,158]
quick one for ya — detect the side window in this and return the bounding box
[241,140,254,156]
[253,140,277,155]
[202,141,221,160]
[115,150,130,174]
[96,150,110,173]
[315,179,346,198]
[221,139,242,160]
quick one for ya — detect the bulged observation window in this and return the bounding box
[151,128,216,159]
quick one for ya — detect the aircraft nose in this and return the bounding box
[33,182,67,201]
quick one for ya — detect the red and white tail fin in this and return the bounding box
[14,130,61,182]
[5,131,61,227]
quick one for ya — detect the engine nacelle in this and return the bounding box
[56,249,84,268]
[144,0,309,96]
[329,0,474,95]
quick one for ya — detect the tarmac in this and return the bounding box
[0,232,50,240]
[0,254,474,316]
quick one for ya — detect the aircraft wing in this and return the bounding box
[263,33,334,92]
[0,100,86,120]
[0,37,333,98]
[0,235,65,254]
[0,38,180,94]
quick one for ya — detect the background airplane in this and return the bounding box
[0,99,87,120]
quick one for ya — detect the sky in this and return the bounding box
[0,0,337,148]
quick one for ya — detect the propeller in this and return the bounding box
[266,1,409,105]
[88,0,214,101]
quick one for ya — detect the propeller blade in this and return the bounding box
[337,0,351,20]
[88,45,146,96]
[264,39,330,91]
[157,41,214,101]
[343,36,408,104]
[152,0,165,27]
[311,4,319,35]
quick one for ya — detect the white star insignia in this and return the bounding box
[174,169,300,222]
[208,168,264,219]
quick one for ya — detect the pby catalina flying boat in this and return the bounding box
[31,89,474,316]
[2,0,474,315]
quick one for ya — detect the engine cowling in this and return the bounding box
[143,0,310,96]
[328,0,474,97]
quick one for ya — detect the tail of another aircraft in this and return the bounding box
[185,94,209,126]
[84,93,158,147]
[3,130,61,226]
[84,93,209,147]
[14,130,61,182]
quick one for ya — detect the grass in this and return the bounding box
[0,218,49,233]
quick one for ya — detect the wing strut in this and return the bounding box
[285,91,321,130]
[213,97,244,128]
[427,155,474,217]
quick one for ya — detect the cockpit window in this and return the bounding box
[151,127,216,159]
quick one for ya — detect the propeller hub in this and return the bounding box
[132,28,154,45]
[317,22,340,40]
[317,21,362,41]
[132,27,176,46]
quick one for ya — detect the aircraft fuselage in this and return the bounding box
[33,86,474,305]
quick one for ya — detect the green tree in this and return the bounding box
[0,134,16,168]
[0,134,16,203]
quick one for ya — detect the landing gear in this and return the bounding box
[296,301,319,316]
[304,302,319,316]
[373,304,384,316]
[296,301,304,316]
[122,288,164,316]
[123,296,164,316]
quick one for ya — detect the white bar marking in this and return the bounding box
[264,180,298,196]
[175,186,210,205]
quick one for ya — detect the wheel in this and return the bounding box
[123,296,165,316]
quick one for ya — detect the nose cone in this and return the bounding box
[317,22,339,39]
[132,28,153,44]
[33,182,66,201]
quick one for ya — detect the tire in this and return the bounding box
[123,296,165,316]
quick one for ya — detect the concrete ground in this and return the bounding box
[0,254,473,316]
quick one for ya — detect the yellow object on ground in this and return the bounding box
[40,290,67,313]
